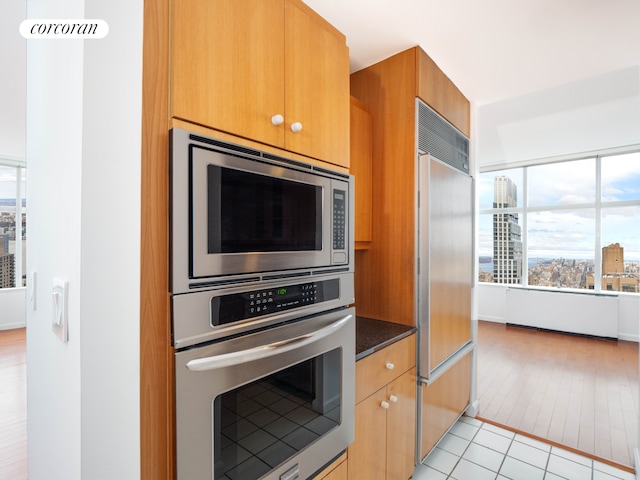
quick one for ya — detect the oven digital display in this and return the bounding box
[210,278,340,327]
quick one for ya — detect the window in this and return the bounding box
[479,150,640,294]
[0,163,26,289]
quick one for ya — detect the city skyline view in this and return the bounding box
[478,151,640,262]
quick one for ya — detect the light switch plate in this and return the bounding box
[52,277,68,342]
[29,271,36,311]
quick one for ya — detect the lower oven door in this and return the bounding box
[175,307,355,480]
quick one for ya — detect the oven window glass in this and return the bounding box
[213,348,341,479]
[208,166,323,254]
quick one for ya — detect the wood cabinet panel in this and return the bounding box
[349,96,373,247]
[417,50,470,137]
[420,353,471,460]
[349,389,388,480]
[350,49,418,326]
[349,370,417,480]
[141,0,173,477]
[386,368,417,480]
[285,0,350,165]
[171,0,285,148]
[355,334,416,404]
[350,47,470,327]
[170,0,349,167]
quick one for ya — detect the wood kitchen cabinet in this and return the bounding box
[350,96,373,249]
[170,0,350,168]
[350,46,470,326]
[350,46,472,463]
[348,335,416,480]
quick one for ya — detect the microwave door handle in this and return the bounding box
[185,313,352,372]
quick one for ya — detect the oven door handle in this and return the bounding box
[185,313,352,372]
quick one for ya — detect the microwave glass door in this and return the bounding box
[208,165,322,254]
[190,145,336,279]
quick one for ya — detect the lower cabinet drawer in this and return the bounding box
[355,334,416,403]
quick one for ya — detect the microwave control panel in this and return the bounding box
[333,189,346,250]
[210,278,340,327]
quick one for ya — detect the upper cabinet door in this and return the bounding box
[284,0,350,166]
[170,0,286,148]
[170,0,350,168]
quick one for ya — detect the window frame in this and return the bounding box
[0,155,26,290]
[479,145,640,294]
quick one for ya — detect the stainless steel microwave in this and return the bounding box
[170,128,354,294]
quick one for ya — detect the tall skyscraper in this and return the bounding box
[493,176,523,284]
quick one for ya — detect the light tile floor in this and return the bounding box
[414,416,636,480]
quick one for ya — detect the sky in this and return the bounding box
[0,165,26,202]
[478,151,640,261]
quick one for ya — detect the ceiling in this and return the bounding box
[303,0,640,106]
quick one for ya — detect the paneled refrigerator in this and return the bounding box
[416,99,474,460]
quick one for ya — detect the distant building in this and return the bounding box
[493,176,523,284]
[602,243,624,275]
[0,234,9,254]
[0,252,15,288]
[586,243,638,292]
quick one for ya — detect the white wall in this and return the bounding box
[25,1,142,479]
[0,287,26,329]
[477,66,640,167]
[0,0,26,160]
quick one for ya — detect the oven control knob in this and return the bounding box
[385,362,395,370]
[389,395,398,403]
[271,114,284,126]
[380,401,390,410]
[291,122,303,133]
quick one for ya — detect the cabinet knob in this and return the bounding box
[380,401,390,410]
[271,114,284,126]
[385,362,395,370]
[389,395,398,403]
[290,122,303,133]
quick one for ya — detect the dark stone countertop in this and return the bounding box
[356,316,416,361]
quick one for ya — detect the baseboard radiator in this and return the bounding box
[505,287,619,339]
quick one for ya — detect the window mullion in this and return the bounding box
[15,166,23,288]
[522,167,528,286]
[594,156,602,293]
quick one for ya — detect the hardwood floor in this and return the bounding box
[0,328,26,480]
[477,320,639,468]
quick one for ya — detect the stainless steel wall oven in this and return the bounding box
[175,307,355,480]
[170,128,355,480]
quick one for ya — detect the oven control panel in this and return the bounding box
[210,278,340,327]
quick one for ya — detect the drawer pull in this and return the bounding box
[385,362,395,370]
[389,395,398,403]
[380,401,390,410]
